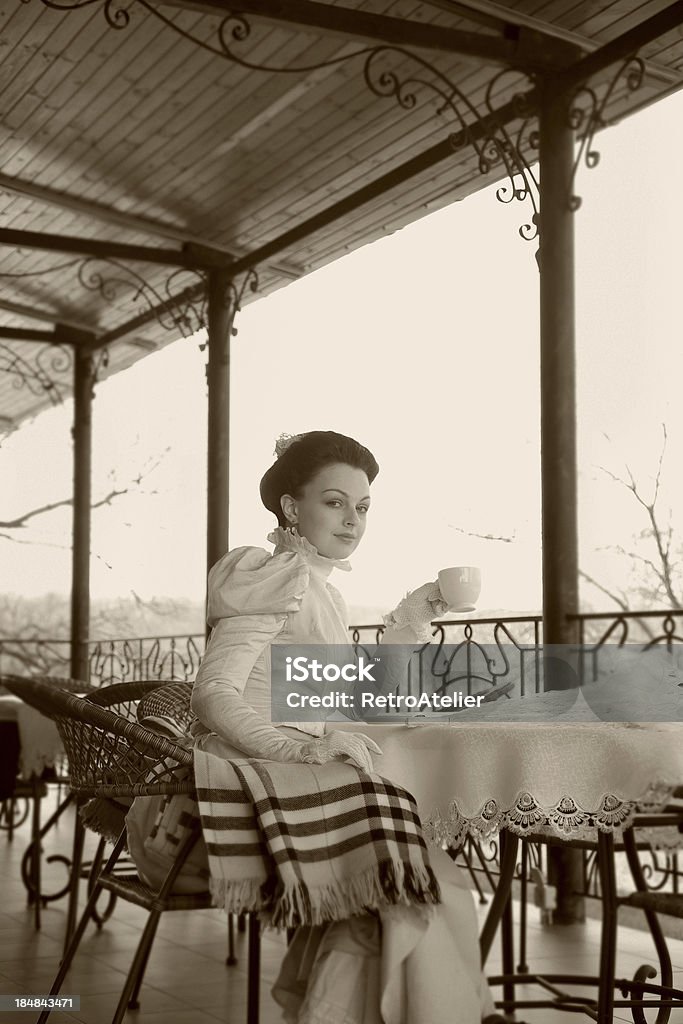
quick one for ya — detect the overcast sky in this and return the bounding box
[3,88,683,618]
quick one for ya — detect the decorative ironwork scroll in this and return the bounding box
[568,56,645,211]
[452,69,539,240]
[0,341,73,405]
[27,0,539,239]
[76,259,208,337]
[226,268,259,336]
[0,258,209,338]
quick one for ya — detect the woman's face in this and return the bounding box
[281,462,371,559]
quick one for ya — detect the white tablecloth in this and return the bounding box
[337,715,683,847]
[0,695,63,779]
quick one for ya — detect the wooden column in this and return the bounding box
[70,344,96,683]
[538,82,583,922]
[206,269,233,577]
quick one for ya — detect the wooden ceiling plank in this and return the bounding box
[0,15,52,101]
[66,12,233,158]
[196,60,493,232]
[0,173,213,248]
[0,16,115,159]
[525,0,599,29]
[556,1,683,91]
[20,28,255,205]
[223,108,466,237]
[154,47,487,221]
[537,0,671,40]
[233,121,466,248]
[0,6,177,176]
[69,26,345,198]
[0,50,132,176]
[0,8,101,121]
[580,5,683,68]
[647,34,683,61]
[165,46,459,187]
[94,43,375,214]
[0,0,42,38]
[278,151,485,265]
[134,98,472,253]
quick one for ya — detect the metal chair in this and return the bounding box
[1,676,262,1024]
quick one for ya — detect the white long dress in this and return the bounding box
[159,528,497,1023]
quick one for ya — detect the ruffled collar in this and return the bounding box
[268,527,352,576]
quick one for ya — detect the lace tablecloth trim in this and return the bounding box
[422,782,680,847]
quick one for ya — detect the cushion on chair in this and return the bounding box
[136,681,195,739]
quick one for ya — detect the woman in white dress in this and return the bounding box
[189,430,508,1024]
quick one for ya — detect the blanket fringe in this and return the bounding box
[209,877,268,915]
[80,797,131,843]
[268,859,441,929]
[208,861,439,928]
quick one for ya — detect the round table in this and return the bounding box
[336,714,683,1021]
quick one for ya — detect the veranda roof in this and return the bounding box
[1,0,682,429]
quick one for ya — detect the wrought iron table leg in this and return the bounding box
[247,913,260,1024]
[499,831,517,1010]
[480,829,519,965]
[596,831,618,1024]
[517,840,529,973]
[29,777,42,931]
[622,827,674,1024]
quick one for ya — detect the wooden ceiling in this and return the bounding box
[1,0,682,430]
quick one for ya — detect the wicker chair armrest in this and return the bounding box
[61,694,194,767]
[0,675,192,768]
[1,673,93,701]
[87,681,168,708]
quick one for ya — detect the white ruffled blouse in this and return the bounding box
[191,528,354,747]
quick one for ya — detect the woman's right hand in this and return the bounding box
[297,731,382,774]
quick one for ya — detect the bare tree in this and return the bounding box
[582,424,682,612]
[0,447,170,546]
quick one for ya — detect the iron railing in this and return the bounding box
[3,607,681,690]
[2,609,681,920]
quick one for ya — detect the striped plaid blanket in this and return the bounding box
[191,748,440,927]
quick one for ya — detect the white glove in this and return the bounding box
[383,580,449,642]
[297,731,382,774]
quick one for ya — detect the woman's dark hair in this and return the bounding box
[260,431,379,527]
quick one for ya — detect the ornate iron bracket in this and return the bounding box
[226,268,259,336]
[76,258,208,336]
[568,56,645,211]
[0,341,73,405]
[198,268,259,351]
[451,70,539,240]
[0,258,209,338]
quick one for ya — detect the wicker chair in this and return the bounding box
[2,676,261,1024]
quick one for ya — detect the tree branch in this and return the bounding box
[579,570,630,611]
[448,524,515,543]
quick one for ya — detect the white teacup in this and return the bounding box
[437,566,482,612]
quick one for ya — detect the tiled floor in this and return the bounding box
[0,794,682,1023]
